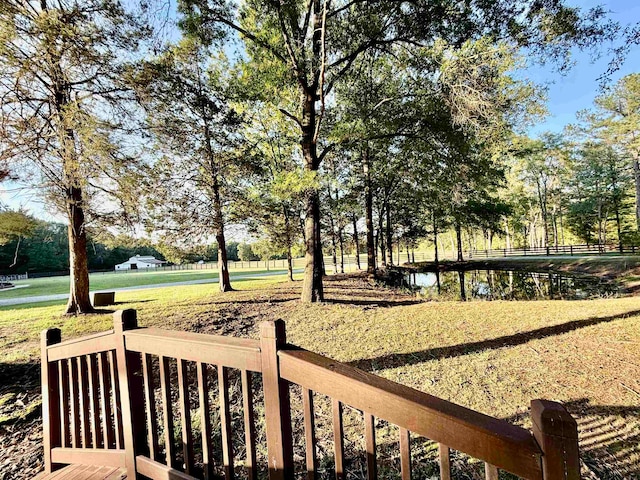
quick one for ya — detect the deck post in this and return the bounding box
[114,309,145,478]
[260,320,294,480]
[41,328,62,474]
[531,399,580,480]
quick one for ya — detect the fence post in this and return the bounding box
[531,399,580,480]
[114,310,146,477]
[260,321,294,480]
[41,328,62,474]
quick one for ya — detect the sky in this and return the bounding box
[524,0,640,136]
[2,0,640,222]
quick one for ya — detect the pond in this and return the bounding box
[403,270,620,301]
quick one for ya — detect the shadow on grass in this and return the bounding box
[348,309,640,371]
[325,298,424,307]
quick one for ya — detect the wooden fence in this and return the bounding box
[0,273,28,282]
[467,243,640,259]
[40,310,580,480]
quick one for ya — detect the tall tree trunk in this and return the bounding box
[559,207,565,245]
[351,214,361,270]
[213,180,232,292]
[329,212,338,274]
[301,91,323,302]
[614,197,623,252]
[552,211,559,248]
[338,228,344,274]
[458,270,467,301]
[634,155,640,230]
[433,214,439,265]
[455,221,464,262]
[53,57,93,314]
[65,186,93,314]
[204,117,232,293]
[536,178,549,247]
[385,194,393,265]
[284,206,294,281]
[363,147,375,275]
[378,209,386,267]
[287,246,294,281]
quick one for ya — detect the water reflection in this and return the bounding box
[404,270,619,301]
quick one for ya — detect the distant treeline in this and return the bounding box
[0,221,247,275]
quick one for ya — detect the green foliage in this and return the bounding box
[0,210,36,246]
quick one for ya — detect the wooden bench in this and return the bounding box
[37,309,581,480]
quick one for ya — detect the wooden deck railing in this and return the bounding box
[41,310,580,480]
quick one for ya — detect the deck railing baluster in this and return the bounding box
[485,463,498,480]
[399,428,411,480]
[70,357,81,448]
[302,388,317,480]
[97,352,114,449]
[159,355,175,467]
[198,362,213,480]
[77,356,91,447]
[332,399,344,480]
[108,350,123,450]
[219,366,235,480]
[177,359,194,474]
[142,353,159,460]
[87,354,101,448]
[241,370,257,480]
[364,412,376,480]
[438,444,451,480]
[58,359,70,448]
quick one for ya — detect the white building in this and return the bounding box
[115,255,166,271]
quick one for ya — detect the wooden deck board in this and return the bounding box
[33,464,127,480]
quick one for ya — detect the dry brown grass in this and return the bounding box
[1,273,639,479]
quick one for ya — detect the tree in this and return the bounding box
[581,74,640,229]
[0,0,147,313]
[132,39,250,292]
[240,102,305,282]
[238,243,257,262]
[566,142,631,248]
[179,0,614,302]
[514,134,568,249]
[0,210,37,269]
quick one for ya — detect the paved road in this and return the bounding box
[0,269,303,307]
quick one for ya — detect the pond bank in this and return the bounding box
[398,256,640,293]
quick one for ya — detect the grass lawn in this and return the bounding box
[1,273,639,479]
[0,267,285,299]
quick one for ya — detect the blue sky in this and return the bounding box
[524,0,640,135]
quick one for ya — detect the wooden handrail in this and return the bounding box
[47,331,117,361]
[278,347,543,480]
[123,327,262,372]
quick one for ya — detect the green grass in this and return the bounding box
[1,273,638,478]
[0,267,286,299]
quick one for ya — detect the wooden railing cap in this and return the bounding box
[113,309,138,333]
[259,319,286,341]
[531,399,578,439]
[41,328,61,346]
